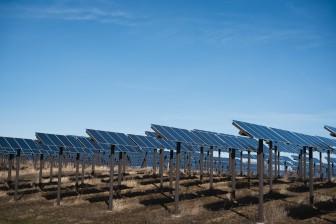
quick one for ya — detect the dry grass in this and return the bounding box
[264,201,287,224]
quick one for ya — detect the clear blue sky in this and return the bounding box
[1,0,336,139]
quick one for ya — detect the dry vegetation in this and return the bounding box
[0,163,335,224]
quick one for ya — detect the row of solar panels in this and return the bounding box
[1,123,335,158]
[233,120,336,151]
[151,124,260,151]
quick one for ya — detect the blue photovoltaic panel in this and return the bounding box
[145,131,157,138]
[269,127,306,146]
[5,137,20,149]
[24,139,43,154]
[86,129,108,143]
[275,142,300,153]
[216,134,243,150]
[325,125,336,136]
[75,136,103,152]
[35,133,55,146]
[151,124,204,145]
[0,137,16,154]
[233,120,287,143]
[235,136,258,151]
[36,133,87,154]
[292,132,328,150]
[87,129,137,147]
[128,134,159,150]
[86,129,140,153]
[191,130,227,148]
[14,138,33,155]
[316,136,336,149]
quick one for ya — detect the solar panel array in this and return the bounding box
[0,137,42,155]
[233,120,335,152]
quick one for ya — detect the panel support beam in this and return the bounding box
[230,149,236,200]
[57,147,63,206]
[309,147,314,205]
[169,150,173,190]
[209,146,214,190]
[319,151,323,181]
[257,139,264,223]
[327,150,331,183]
[268,141,273,193]
[248,150,251,188]
[75,153,80,192]
[14,150,20,201]
[108,145,115,210]
[159,148,164,189]
[174,142,181,214]
[200,146,204,182]
[39,154,44,189]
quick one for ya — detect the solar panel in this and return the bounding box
[36,133,87,154]
[316,136,336,149]
[0,137,17,154]
[128,134,159,150]
[269,127,306,146]
[0,136,43,155]
[233,120,330,150]
[86,129,140,153]
[151,124,204,145]
[235,136,258,151]
[191,130,227,148]
[216,134,244,150]
[325,125,336,136]
[145,131,157,138]
[233,120,287,143]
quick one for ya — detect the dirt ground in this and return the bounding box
[0,163,335,224]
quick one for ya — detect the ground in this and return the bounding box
[0,163,335,224]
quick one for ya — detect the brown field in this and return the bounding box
[0,163,335,224]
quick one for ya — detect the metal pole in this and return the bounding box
[153,149,157,176]
[50,156,53,183]
[200,146,204,181]
[39,154,44,189]
[75,153,80,192]
[257,139,264,223]
[274,146,277,180]
[91,152,95,176]
[240,150,243,176]
[268,141,273,192]
[277,149,280,178]
[57,147,63,206]
[7,154,13,185]
[327,150,331,183]
[14,150,20,201]
[175,142,181,214]
[218,149,221,176]
[248,150,251,188]
[298,151,302,180]
[122,152,127,179]
[228,149,231,176]
[81,158,85,185]
[319,151,322,181]
[108,145,115,210]
[169,150,173,190]
[209,146,214,190]
[231,149,236,200]
[309,148,314,205]
[303,147,307,185]
[159,148,164,189]
[118,152,122,195]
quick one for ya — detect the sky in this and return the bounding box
[1,0,336,139]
